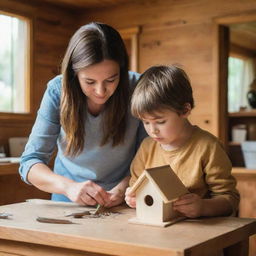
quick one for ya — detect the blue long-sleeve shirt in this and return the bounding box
[19,72,147,201]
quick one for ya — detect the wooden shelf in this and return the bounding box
[229,109,256,117]
[232,167,256,177]
[229,142,241,146]
[0,163,19,176]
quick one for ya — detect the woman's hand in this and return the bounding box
[125,187,136,208]
[65,180,110,206]
[172,193,203,218]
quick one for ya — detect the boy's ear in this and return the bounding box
[182,103,192,117]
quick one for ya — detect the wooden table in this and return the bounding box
[232,167,256,256]
[0,200,255,256]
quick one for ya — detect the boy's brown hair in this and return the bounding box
[131,65,194,118]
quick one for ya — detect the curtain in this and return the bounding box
[228,57,256,112]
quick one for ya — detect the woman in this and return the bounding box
[19,22,146,207]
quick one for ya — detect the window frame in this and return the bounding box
[0,10,33,121]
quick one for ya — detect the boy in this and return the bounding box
[125,65,239,218]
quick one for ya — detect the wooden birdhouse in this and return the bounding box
[129,165,188,227]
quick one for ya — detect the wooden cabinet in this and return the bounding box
[228,110,256,167]
[0,163,50,206]
[232,168,256,256]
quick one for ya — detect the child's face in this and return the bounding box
[141,108,189,146]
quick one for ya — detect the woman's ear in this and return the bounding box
[182,103,192,117]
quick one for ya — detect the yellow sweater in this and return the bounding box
[130,126,240,213]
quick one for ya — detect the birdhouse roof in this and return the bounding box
[130,165,188,203]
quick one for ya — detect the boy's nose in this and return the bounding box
[151,126,159,135]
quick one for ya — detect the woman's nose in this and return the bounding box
[95,84,106,96]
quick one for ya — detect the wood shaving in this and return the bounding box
[65,211,91,218]
[36,217,76,224]
[65,209,121,219]
[0,213,12,219]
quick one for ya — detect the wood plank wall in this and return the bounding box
[78,0,256,136]
[0,1,255,253]
[0,0,78,155]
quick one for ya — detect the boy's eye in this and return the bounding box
[157,120,166,124]
[142,121,149,125]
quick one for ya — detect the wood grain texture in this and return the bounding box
[0,0,77,154]
[32,0,137,10]
[0,2,256,254]
[232,168,256,256]
[0,239,106,256]
[0,201,255,256]
[0,162,54,206]
[78,0,256,137]
[0,0,74,208]
[0,163,19,176]
[0,174,50,206]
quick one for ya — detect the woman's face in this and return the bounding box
[77,59,120,115]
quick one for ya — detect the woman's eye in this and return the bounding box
[106,79,115,83]
[86,81,95,85]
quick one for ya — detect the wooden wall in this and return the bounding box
[0,0,78,155]
[78,0,256,136]
[2,0,256,144]
[0,1,255,253]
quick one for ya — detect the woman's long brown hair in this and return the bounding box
[61,22,129,156]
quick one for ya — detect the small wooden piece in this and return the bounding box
[36,217,75,224]
[0,213,12,219]
[129,165,188,227]
[65,211,91,218]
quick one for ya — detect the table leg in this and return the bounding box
[223,239,249,256]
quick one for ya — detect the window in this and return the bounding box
[0,11,30,114]
[228,56,255,112]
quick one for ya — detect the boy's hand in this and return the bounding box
[172,193,203,218]
[104,175,130,208]
[125,187,136,208]
[104,188,125,208]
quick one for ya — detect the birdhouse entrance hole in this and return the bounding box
[144,195,154,206]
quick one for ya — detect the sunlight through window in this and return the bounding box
[0,12,30,113]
